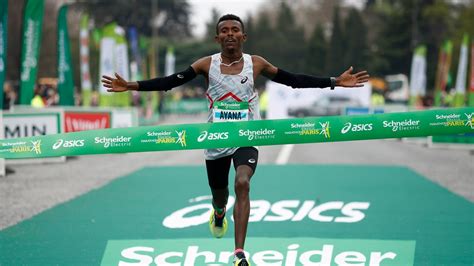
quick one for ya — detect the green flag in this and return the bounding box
[0,0,8,109]
[469,42,474,107]
[434,40,453,106]
[57,5,74,106]
[19,0,44,105]
[79,13,92,106]
[98,23,117,106]
[409,45,426,106]
[453,34,469,107]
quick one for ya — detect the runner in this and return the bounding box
[102,14,369,266]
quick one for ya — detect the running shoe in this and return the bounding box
[233,252,251,266]
[209,208,227,238]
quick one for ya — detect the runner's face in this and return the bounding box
[215,20,246,51]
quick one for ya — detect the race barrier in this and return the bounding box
[0,108,473,159]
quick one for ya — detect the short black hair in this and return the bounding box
[216,14,245,34]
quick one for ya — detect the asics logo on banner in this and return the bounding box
[240,76,248,84]
[341,122,373,134]
[197,131,229,142]
[53,139,85,150]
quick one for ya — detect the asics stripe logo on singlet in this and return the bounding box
[240,76,248,84]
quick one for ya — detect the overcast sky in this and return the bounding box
[188,0,366,38]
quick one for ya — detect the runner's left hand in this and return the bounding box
[336,67,369,88]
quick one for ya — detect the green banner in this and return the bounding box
[57,5,74,106]
[1,108,473,159]
[0,0,7,109]
[19,0,44,105]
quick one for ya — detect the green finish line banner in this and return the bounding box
[1,108,473,159]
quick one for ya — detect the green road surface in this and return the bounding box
[0,165,473,265]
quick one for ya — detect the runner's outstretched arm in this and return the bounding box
[253,55,369,90]
[101,67,197,92]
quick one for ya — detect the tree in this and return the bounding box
[326,6,346,75]
[343,8,369,71]
[306,24,327,75]
[273,2,306,72]
[85,0,192,40]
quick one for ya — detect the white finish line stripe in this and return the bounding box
[276,144,294,165]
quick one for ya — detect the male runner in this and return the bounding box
[102,14,369,266]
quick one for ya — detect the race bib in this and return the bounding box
[213,101,249,123]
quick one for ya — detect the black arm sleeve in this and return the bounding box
[137,66,197,91]
[271,68,331,89]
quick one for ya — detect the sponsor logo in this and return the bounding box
[52,139,85,150]
[1,141,27,147]
[175,130,187,147]
[341,122,373,134]
[141,130,186,147]
[383,119,420,132]
[248,158,256,164]
[197,131,229,142]
[162,196,370,229]
[466,113,474,129]
[240,76,248,84]
[291,122,315,129]
[431,113,466,127]
[10,140,42,154]
[285,122,330,138]
[94,136,132,148]
[146,131,172,137]
[436,114,461,120]
[177,74,184,79]
[110,239,408,266]
[239,128,276,141]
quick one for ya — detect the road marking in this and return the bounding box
[276,144,294,165]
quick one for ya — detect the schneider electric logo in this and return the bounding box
[383,119,420,132]
[94,136,131,148]
[197,131,229,142]
[107,238,412,266]
[52,139,85,150]
[162,195,370,229]
[239,128,276,141]
[341,122,373,134]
